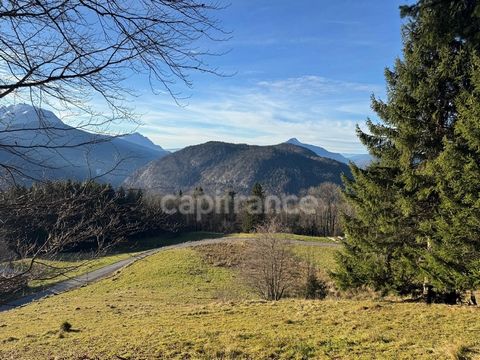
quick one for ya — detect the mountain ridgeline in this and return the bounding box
[124,141,351,195]
[0,104,169,186]
[285,138,350,164]
[285,138,373,168]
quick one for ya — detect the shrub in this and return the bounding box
[305,272,328,300]
[60,321,72,332]
[241,221,301,301]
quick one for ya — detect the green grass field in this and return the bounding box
[24,231,225,292]
[28,252,135,290]
[293,245,339,272]
[227,232,337,243]
[1,239,479,359]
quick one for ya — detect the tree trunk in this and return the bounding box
[423,237,433,304]
[423,282,434,304]
[470,290,477,306]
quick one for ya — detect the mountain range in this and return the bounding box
[120,132,166,153]
[285,138,373,168]
[124,141,351,195]
[285,138,350,164]
[0,104,168,186]
[165,139,373,168]
[0,105,371,191]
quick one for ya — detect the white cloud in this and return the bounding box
[257,76,382,95]
[0,65,381,154]
[119,75,383,153]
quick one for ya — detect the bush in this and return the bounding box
[241,221,301,301]
[60,321,72,332]
[305,273,328,300]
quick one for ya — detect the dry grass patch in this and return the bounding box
[196,241,248,268]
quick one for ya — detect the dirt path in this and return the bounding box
[0,237,339,312]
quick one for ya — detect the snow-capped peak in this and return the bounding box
[0,103,65,128]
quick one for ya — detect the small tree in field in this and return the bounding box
[241,183,266,233]
[242,220,300,301]
[303,252,328,300]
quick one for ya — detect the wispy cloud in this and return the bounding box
[232,36,336,47]
[129,75,382,154]
[257,76,382,95]
[232,35,377,48]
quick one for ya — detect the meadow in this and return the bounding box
[22,232,225,292]
[0,238,479,359]
[226,232,337,243]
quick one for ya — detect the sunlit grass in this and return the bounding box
[22,232,226,293]
[227,232,337,243]
[28,253,135,290]
[1,245,479,359]
[293,245,340,272]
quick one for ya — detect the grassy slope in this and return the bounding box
[28,253,134,290]
[1,244,479,359]
[227,232,337,243]
[293,245,339,271]
[27,232,225,291]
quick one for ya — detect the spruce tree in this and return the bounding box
[334,0,480,302]
[428,58,480,303]
[242,183,266,232]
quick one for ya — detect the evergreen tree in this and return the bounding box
[427,59,480,303]
[192,186,205,230]
[242,183,266,232]
[334,0,480,302]
[335,165,421,296]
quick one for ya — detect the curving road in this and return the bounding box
[0,237,340,312]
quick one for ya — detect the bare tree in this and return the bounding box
[0,0,227,183]
[241,220,301,301]
[0,1,224,300]
[304,182,346,236]
[0,0,226,107]
[0,181,143,301]
[268,183,348,237]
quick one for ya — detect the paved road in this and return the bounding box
[0,237,339,312]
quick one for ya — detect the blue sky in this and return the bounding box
[110,1,412,153]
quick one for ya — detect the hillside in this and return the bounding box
[124,141,351,194]
[0,241,478,359]
[0,104,168,186]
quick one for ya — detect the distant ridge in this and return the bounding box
[285,138,349,164]
[124,141,351,195]
[0,104,167,186]
[285,138,373,168]
[121,132,168,154]
[343,153,374,168]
